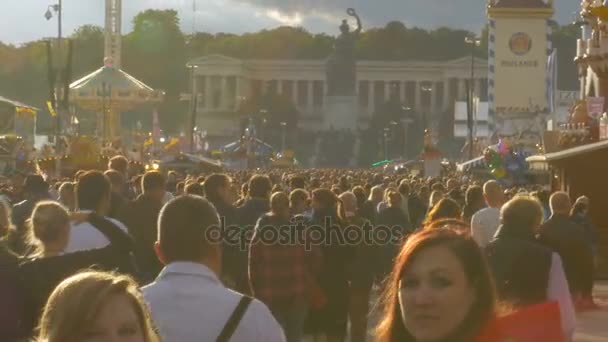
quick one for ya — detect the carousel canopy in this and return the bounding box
[69,65,163,110]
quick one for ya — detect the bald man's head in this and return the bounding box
[483,180,504,208]
[550,192,571,215]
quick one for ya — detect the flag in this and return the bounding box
[46,101,57,117]
[547,49,558,114]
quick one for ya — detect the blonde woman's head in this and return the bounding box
[36,271,159,342]
[28,201,70,256]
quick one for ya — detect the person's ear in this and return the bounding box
[154,241,167,265]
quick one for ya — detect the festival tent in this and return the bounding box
[220,138,274,157]
[156,153,223,173]
[0,96,39,141]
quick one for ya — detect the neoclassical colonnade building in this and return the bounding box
[187,54,488,136]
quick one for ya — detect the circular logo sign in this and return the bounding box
[509,32,532,56]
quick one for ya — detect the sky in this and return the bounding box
[1,0,579,45]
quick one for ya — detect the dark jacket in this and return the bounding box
[228,198,270,293]
[108,191,128,220]
[376,206,414,279]
[305,209,351,337]
[0,239,23,340]
[120,194,163,280]
[485,225,552,306]
[538,214,594,295]
[17,214,137,337]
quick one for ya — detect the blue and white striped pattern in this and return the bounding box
[488,19,496,136]
[545,20,555,113]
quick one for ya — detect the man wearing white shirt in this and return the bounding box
[65,171,129,253]
[143,195,285,342]
[471,180,504,247]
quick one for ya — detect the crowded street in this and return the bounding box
[3,0,608,341]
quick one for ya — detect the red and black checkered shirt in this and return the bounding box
[248,214,321,308]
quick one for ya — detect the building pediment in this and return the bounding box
[187,54,244,67]
[444,56,488,66]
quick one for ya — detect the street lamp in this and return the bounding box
[383,127,390,160]
[187,64,199,153]
[420,85,433,130]
[465,35,481,160]
[280,121,287,152]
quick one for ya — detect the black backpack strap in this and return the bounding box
[216,295,253,342]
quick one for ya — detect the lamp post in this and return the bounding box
[280,121,287,153]
[465,35,481,160]
[400,106,414,159]
[259,109,268,142]
[45,1,62,172]
[389,121,398,159]
[420,85,433,130]
[187,64,199,153]
[383,127,390,160]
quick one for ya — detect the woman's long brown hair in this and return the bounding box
[375,228,497,342]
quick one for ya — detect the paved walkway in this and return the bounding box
[574,282,608,341]
[304,282,608,341]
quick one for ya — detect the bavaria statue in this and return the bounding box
[326,8,362,97]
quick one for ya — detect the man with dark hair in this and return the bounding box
[232,175,272,293]
[121,171,166,280]
[289,176,306,191]
[185,182,204,196]
[66,171,128,253]
[539,192,594,303]
[203,173,238,285]
[143,195,284,342]
[485,195,576,339]
[108,155,129,176]
[104,169,128,219]
[108,155,135,200]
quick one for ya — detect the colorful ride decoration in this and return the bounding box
[421,129,441,160]
[483,139,529,180]
[70,58,164,142]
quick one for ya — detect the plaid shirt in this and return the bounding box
[248,214,321,308]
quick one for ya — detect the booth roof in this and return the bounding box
[0,95,39,111]
[527,140,608,163]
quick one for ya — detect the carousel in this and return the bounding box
[69,57,164,143]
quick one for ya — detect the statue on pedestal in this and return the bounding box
[326,8,362,97]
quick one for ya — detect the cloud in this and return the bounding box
[0,0,580,45]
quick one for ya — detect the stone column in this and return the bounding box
[221,76,228,110]
[384,81,391,102]
[292,80,298,106]
[277,80,284,95]
[442,78,450,112]
[414,81,422,112]
[234,76,241,111]
[430,82,438,115]
[307,80,314,108]
[262,79,268,95]
[474,78,482,101]
[204,75,212,110]
[402,81,408,104]
[457,78,466,101]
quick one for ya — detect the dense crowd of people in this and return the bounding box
[0,155,599,341]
